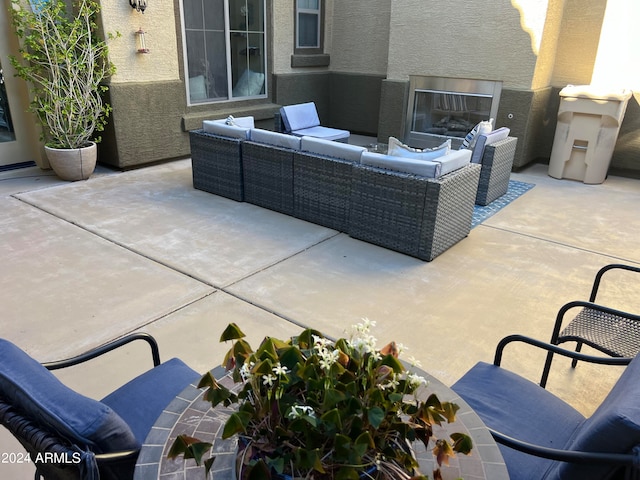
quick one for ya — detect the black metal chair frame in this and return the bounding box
[491,335,637,473]
[0,333,161,480]
[541,263,640,387]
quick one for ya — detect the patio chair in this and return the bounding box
[473,133,518,206]
[451,334,639,480]
[540,263,640,387]
[0,333,200,480]
[278,102,350,142]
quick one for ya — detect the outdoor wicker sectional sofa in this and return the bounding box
[190,118,494,261]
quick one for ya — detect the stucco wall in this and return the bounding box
[329,0,390,75]
[385,0,548,89]
[551,0,606,87]
[100,2,181,84]
[272,0,296,74]
[530,0,564,90]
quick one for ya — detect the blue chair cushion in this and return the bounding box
[101,358,200,443]
[0,339,138,454]
[280,103,350,142]
[280,102,320,131]
[451,361,585,480]
[550,355,640,479]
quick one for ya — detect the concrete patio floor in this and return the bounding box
[1,154,639,478]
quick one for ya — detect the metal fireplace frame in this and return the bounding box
[404,76,502,149]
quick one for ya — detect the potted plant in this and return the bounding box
[9,0,115,181]
[169,320,473,479]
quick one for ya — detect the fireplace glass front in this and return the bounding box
[405,76,502,149]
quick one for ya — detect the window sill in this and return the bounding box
[182,103,281,131]
[291,54,330,68]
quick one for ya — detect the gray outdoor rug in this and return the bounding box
[472,180,535,228]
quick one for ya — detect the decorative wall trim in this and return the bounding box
[291,54,331,68]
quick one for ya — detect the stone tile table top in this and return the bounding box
[134,368,509,480]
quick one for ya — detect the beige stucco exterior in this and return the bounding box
[101,1,181,84]
[386,1,543,89]
[551,0,606,87]
[272,0,296,74]
[1,0,638,175]
[329,0,390,76]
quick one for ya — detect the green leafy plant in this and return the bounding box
[9,0,116,149]
[169,320,473,479]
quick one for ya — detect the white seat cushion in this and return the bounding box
[293,126,350,142]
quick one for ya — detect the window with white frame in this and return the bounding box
[296,0,322,51]
[181,0,266,104]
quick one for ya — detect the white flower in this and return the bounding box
[349,334,377,354]
[407,372,428,389]
[408,356,422,368]
[319,348,340,371]
[357,317,376,331]
[350,318,377,335]
[378,373,400,391]
[287,405,316,419]
[272,362,290,377]
[313,334,331,351]
[262,373,276,386]
[239,361,255,380]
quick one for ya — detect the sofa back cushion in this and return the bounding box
[471,127,511,164]
[361,152,441,177]
[437,149,473,175]
[388,137,450,161]
[250,128,301,150]
[0,339,139,454]
[226,116,255,128]
[549,355,640,479]
[202,116,254,139]
[300,136,366,163]
[361,148,471,178]
[280,102,320,132]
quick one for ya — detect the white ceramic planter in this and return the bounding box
[44,142,97,181]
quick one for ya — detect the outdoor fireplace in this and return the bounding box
[404,76,502,149]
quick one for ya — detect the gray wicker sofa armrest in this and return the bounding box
[189,130,244,201]
[476,136,517,206]
[348,163,480,261]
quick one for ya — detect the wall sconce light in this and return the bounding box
[129,0,147,13]
[136,28,149,54]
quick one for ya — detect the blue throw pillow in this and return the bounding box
[0,339,138,454]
